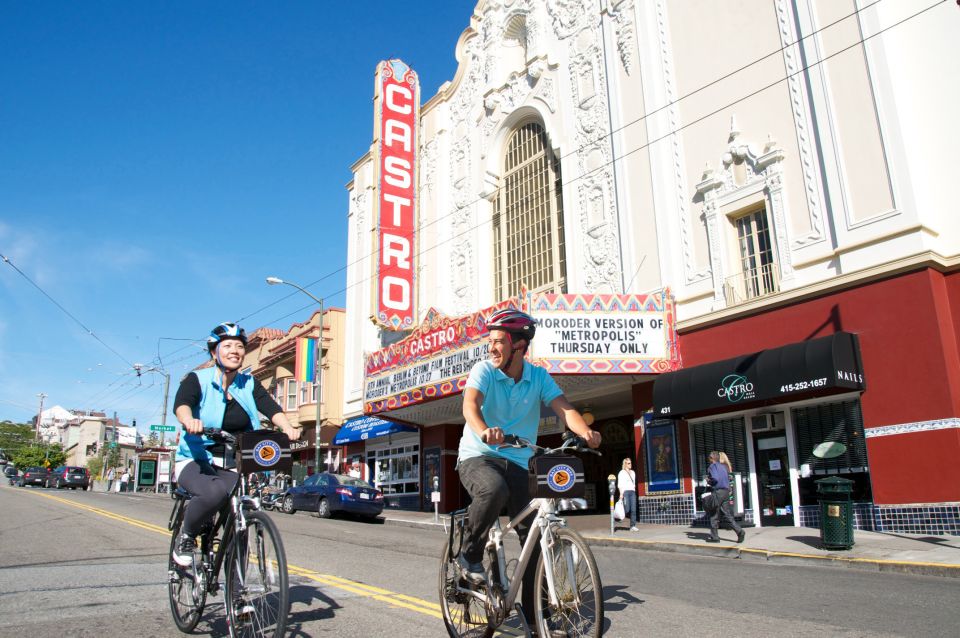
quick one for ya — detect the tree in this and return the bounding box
[105,445,121,471]
[0,421,34,461]
[146,432,161,448]
[12,443,66,469]
[87,455,104,479]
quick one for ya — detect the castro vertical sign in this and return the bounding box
[375,59,419,330]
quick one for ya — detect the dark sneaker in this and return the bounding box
[172,533,196,567]
[737,529,746,543]
[705,536,720,543]
[456,554,485,585]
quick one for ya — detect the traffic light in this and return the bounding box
[132,419,136,428]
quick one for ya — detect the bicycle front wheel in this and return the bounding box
[168,500,206,633]
[438,540,493,638]
[533,527,603,638]
[224,511,290,638]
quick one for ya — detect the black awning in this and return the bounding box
[653,331,865,418]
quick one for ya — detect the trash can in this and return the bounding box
[816,476,855,550]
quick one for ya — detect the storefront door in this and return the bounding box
[753,432,793,526]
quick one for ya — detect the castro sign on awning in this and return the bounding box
[529,290,680,374]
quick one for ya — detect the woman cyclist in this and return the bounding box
[171,321,301,566]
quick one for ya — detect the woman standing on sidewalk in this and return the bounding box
[618,458,638,532]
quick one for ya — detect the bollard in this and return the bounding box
[432,475,440,524]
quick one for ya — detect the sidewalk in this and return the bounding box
[379,508,960,579]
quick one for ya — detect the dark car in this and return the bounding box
[19,466,50,487]
[4,465,19,485]
[46,466,90,490]
[281,473,384,520]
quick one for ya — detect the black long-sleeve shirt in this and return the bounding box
[174,372,283,433]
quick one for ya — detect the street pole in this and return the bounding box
[159,370,170,447]
[36,392,47,442]
[266,276,324,475]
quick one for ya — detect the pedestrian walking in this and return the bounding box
[106,467,115,493]
[617,458,638,532]
[706,451,744,543]
[119,468,131,493]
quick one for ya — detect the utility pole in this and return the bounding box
[35,392,47,441]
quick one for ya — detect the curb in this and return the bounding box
[581,534,960,579]
[378,517,960,580]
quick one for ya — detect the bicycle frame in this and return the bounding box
[450,496,573,615]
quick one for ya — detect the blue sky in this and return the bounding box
[0,1,474,433]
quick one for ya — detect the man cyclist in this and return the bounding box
[456,308,602,587]
[171,321,301,567]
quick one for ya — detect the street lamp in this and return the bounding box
[35,392,47,442]
[266,276,324,474]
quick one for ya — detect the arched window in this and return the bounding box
[493,122,566,297]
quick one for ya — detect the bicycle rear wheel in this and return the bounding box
[168,500,206,633]
[224,511,290,638]
[438,540,493,638]
[533,527,603,638]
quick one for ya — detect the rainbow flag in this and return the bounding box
[295,337,318,383]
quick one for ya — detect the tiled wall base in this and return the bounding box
[640,497,960,535]
[796,503,958,535]
[637,493,754,527]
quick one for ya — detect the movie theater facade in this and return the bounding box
[341,2,958,534]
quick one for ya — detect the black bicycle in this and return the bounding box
[167,429,292,638]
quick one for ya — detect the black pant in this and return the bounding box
[459,456,538,626]
[177,461,239,536]
[709,487,742,537]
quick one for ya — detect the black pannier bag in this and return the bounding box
[236,431,293,475]
[528,455,585,498]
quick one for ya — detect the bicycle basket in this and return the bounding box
[528,455,585,498]
[236,431,293,475]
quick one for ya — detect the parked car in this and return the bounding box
[46,466,90,490]
[4,465,19,485]
[281,473,384,520]
[19,466,50,487]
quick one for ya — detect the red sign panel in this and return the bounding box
[376,59,419,330]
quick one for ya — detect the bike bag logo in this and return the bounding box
[718,374,755,403]
[547,464,576,493]
[252,440,282,467]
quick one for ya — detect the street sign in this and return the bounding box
[150,424,176,432]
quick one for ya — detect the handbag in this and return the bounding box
[701,490,717,513]
[614,500,625,521]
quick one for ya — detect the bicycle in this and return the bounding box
[167,428,293,638]
[439,434,604,637]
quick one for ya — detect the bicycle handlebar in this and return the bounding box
[498,432,601,457]
[201,428,237,446]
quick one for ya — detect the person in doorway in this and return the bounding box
[618,458,638,532]
[706,451,745,543]
[170,321,300,567]
[348,462,361,479]
[119,468,131,493]
[106,466,115,493]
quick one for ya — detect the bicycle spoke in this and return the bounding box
[225,512,289,638]
[535,528,603,638]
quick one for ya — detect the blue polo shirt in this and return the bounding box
[458,359,564,469]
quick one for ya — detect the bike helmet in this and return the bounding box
[207,322,248,353]
[486,309,537,342]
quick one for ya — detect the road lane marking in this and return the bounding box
[29,490,502,627]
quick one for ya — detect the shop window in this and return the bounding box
[370,443,420,496]
[493,122,567,298]
[793,399,872,505]
[725,207,779,304]
[690,417,752,509]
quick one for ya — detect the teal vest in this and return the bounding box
[175,367,260,464]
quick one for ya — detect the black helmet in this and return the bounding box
[207,322,247,352]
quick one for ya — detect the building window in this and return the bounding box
[725,207,779,303]
[299,381,309,405]
[493,122,566,298]
[285,379,297,411]
[368,443,420,496]
[690,417,752,513]
[793,399,871,506]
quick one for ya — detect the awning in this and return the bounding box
[653,332,865,418]
[333,415,417,445]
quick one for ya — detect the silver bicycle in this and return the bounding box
[439,434,604,637]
